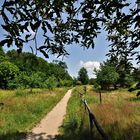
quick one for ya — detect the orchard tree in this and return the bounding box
[0,0,140,63]
[95,62,119,90]
[108,56,134,87]
[78,67,89,85]
[0,61,19,89]
[0,47,8,62]
[132,67,140,82]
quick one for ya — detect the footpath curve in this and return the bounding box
[27,89,72,140]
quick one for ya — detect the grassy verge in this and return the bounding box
[0,88,68,140]
[57,87,91,140]
[59,86,140,140]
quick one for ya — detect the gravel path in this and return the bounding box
[27,89,72,140]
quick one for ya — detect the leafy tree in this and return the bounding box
[72,77,78,86]
[27,72,44,91]
[6,50,72,82]
[124,74,134,87]
[59,79,73,87]
[0,0,140,63]
[53,60,68,70]
[0,61,19,89]
[89,78,96,85]
[49,62,72,81]
[78,67,89,85]
[95,62,119,90]
[9,71,45,89]
[132,67,140,82]
[7,50,39,72]
[108,56,133,87]
[0,47,8,62]
[8,72,28,89]
[58,61,68,70]
[44,76,58,90]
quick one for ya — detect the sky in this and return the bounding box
[0,0,139,78]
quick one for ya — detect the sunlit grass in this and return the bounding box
[0,88,68,139]
[88,89,140,140]
[59,86,140,140]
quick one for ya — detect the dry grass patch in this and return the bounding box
[87,88,140,140]
[0,88,68,140]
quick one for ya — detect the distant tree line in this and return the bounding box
[76,57,140,91]
[0,48,73,90]
[94,58,140,91]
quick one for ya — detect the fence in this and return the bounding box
[75,88,109,140]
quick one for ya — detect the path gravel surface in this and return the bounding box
[27,89,72,140]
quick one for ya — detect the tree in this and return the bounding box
[5,50,73,88]
[108,56,134,87]
[57,61,68,70]
[78,67,89,85]
[7,50,39,72]
[44,76,58,90]
[0,47,8,62]
[0,0,140,63]
[132,67,140,82]
[0,61,19,89]
[8,71,45,89]
[95,62,119,90]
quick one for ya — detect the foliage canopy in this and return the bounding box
[0,0,140,62]
[95,62,119,90]
[0,61,19,88]
[78,67,89,85]
[0,49,73,89]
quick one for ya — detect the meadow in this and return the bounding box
[0,88,68,140]
[58,86,140,140]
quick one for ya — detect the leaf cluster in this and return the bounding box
[0,0,140,62]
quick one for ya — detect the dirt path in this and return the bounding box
[27,89,72,140]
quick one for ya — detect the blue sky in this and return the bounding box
[0,0,139,78]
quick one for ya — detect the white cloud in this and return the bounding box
[80,60,100,70]
[79,60,100,78]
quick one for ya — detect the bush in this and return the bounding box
[0,61,19,89]
[8,72,45,89]
[44,76,58,90]
[59,80,73,87]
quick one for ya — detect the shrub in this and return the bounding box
[44,76,58,90]
[0,61,19,89]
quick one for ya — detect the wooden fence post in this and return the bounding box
[76,89,109,140]
[99,90,102,104]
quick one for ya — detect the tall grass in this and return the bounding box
[0,88,68,140]
[57,87,92,140]
[89,89,140,140]
[59,86,140,140]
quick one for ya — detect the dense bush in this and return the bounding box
[0,49,73,89]
[44,76,58,90]
[0,61,19,89]
[78,67,89,85]
[95,63,119,90]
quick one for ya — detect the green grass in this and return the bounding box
[0,88,68,140]
[58,86,140,140]
[57,87,91,140]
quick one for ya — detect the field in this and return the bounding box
[0,88,68,140]
[0,86,140,140]
[58,86,140,140]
